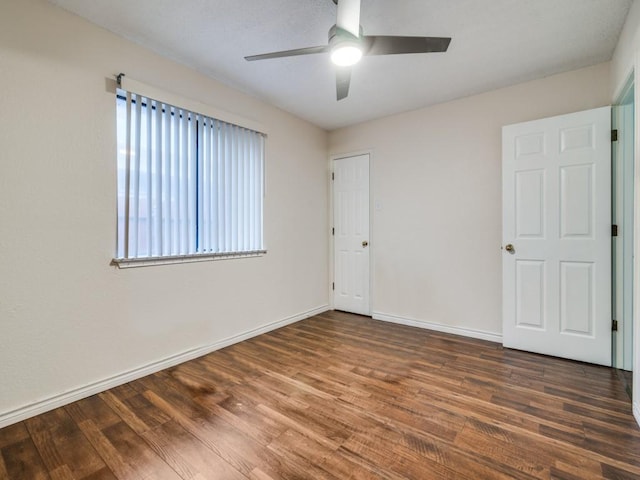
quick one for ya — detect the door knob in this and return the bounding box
[362,240,369,247]
[505,244,515,253]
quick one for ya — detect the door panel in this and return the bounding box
[515,169,545,238]
[560,164,593,237]
[333,154,370,315]
[502,107,611,366]
[516,260,545,329]
[559,261,594,335]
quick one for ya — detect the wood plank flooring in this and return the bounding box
[1,310,639,479]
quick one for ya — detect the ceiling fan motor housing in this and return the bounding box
[328,24,364,46]
[328,25,364,67]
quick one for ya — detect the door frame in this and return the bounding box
[329,150,374,314]
[612,74,635,370]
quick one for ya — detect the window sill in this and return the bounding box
[111,250,267,269]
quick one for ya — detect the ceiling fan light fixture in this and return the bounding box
[330,43,362,66]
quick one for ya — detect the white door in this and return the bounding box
[333,154,370,315]
[502,107,611,366]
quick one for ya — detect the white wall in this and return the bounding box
[611,0,640,426]
[329,63,611,339]
[0,0,329,425]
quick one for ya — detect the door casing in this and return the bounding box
[612,77,635,370]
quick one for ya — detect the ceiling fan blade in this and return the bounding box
[336,67,351,100]
[336,0,361,38]
[363,36,451,56]
[245,45,329,61]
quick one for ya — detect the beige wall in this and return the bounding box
[329,63,611,338]
[0,0,329,424]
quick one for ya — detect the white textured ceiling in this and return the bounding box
[51,0,632,130]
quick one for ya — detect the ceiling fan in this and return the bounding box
[244,0,451,101]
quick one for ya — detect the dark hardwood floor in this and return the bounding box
[1,310,639,479]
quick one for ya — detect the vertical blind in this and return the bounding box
[116,90,265,260]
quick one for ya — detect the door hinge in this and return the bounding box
[612,129,618,142]
[612,319,619,332]
[332,227,335,235]
[332,282,335,291]
[612,224,618,237]
[332,172,335,180]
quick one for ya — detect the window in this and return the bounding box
[114,86,265,267]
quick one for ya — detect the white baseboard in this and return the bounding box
[0,305,330,429]
[372,312,502,344]
[634,402,640,428]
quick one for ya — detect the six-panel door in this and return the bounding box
[333,154,370,315]
[502,107,611,366]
